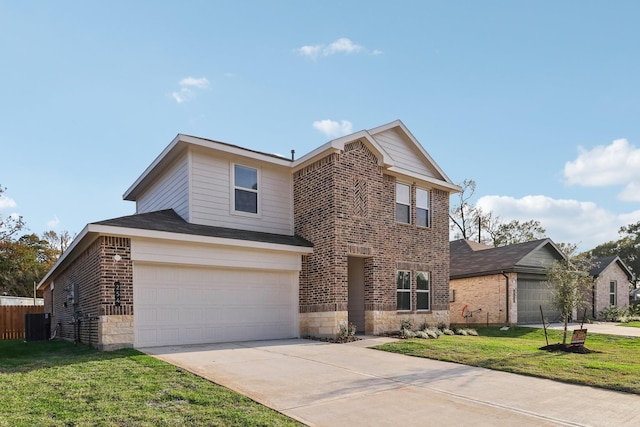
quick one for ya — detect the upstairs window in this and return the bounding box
[416,188,430,228]
[396,183,410,224]
[234,164,258,214]
[396,270,411,311]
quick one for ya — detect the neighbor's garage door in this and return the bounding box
[517,279,562,324]
[133,263,298,347]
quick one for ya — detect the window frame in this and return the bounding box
[396,270,412,311]
[395,182,411,224]
[609,280,617,306]
[232,163,260,216]
[416,271,431,311]
[416,188,430,228]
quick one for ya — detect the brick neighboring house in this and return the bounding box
[449,238,566,325]
[38,120,460,350]
[588,256,633,318]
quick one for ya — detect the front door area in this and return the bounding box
[348,257,365,333]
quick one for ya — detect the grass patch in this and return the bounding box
[0,339,302,427]
[619,321,640,328]
[376,327,640,394]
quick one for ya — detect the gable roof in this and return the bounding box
[450,238,566,279]
[590,255,634,281]
[124,134,292,201]
[292,120,461,193]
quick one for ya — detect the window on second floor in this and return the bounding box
[610,280,617,306]
[416,188,430,228]
[233,164,258,214]
[396,183,410,224]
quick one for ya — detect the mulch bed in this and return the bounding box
[539,343,594,354]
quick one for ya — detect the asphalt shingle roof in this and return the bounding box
[450,238,559,278]
[93,209,313,248]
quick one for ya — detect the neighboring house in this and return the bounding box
[449,238,566,325]
[37,120,460,350]
[0,295,44,306]
[588,256,632,317]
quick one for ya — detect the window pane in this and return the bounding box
[417,272,429,290]
[417,292,430,310]
[610,281,616,292]
[416,208,428,227]
[396,271,410,290]
[397,291,411,311]
[396,204,410,223]
[396,183,410,204]
[235,189,258,213]
[416,188,429,209]
[235,165,258,190]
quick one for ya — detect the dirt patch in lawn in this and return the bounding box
[539,343,594,354]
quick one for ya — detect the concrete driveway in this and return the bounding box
[142,337,640,427]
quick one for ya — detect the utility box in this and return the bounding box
[25,313,51,342]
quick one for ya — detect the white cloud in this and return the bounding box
[313,119,353,138]
[564,138,640,201]
[46,216,60,230]
[0,195,16,210]
[171,76,210,104]
[295,38,380,60]
[476,194,640,250]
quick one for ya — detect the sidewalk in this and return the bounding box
[524,321,640,337]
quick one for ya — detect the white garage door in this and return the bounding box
[133,263,298,347]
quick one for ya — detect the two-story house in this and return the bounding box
[38,120,460,350]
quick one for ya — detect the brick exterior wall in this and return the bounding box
[46,236,133,349]
[450,273,516,326]
[294,140,451,336]
[593,264,630,317]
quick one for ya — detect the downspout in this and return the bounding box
[501,271,510,324]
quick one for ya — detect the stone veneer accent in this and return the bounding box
[295,139,452,337]
[300,311,348,337]
[98,314,134,351]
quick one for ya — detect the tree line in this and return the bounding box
[0,185,73,298]
[450,179,639,284]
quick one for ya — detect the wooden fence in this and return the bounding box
[0,305,45,339]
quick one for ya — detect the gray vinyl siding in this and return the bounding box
[373,128,439,178]
[136,153,189,220]
[517,245,560,269]
[189,148,294,235]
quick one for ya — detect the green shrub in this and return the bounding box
[598,306,625,322]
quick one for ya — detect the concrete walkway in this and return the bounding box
[143,336,640,427]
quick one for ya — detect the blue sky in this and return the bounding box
[2,1,640,251]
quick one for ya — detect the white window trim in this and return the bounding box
[231,163,261,217]
[396,270,412,311]
[416,187,430,228]
[610,280,617,306]
[396,182,411,224]
[416,271,431,311]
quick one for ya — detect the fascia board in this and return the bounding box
[123,134,183,201]
[292,130,393,171]
[181,135,292,166]
[37,225,95,289]
[87,224,314,254]
[371,119,458,187]
[386,166,462,193]
[124,134,292,201]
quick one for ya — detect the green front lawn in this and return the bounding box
[619,321,640,328]
[376,327,640,394]
[0,340,302,427]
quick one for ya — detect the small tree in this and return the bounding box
[545,253,595,345]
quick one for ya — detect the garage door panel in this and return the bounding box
[517,279,562,323]
[134,264,297,347]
